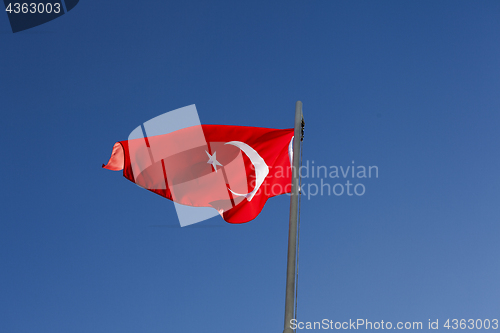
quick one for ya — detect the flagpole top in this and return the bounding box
[295,101,304,118]
[295,101,304,141]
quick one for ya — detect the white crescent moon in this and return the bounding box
[224,141,269,201]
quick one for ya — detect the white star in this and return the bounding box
[205,150,223,172]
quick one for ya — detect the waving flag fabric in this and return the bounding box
[103,125,294,223]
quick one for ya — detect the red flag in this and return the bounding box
[103,125,294,223]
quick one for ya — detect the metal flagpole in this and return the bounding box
[283,101,304,333]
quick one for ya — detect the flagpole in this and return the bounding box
[283,101,304,333]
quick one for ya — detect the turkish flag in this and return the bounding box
[103,125,294,223]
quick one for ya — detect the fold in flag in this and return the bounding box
[103,124,294,223]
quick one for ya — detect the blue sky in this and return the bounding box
[1,1,500,332]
